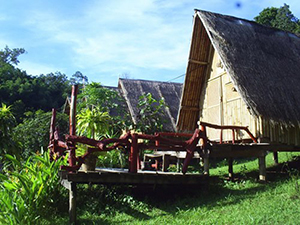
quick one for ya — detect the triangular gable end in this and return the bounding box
[177,11,214,132]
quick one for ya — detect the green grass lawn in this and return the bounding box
[45,152,300,225]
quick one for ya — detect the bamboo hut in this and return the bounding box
[118,78,182,132]
[177,9,300,145]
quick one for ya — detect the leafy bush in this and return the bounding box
[14,110,68,158]
[135,93,166,134]
[0,151,66,224]
[0,103,19,157]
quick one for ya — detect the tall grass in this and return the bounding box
[0,151,66,224]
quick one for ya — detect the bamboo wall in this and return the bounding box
[199,51,300,145]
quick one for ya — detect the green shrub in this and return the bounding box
[13,110,69,158]
[0,151,66,224]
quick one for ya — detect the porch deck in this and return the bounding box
[59,168,208,186]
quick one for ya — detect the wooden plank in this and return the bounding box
[59,170,208,185]
[188,58,208,65]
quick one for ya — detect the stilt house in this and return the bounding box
[177,9,300,145]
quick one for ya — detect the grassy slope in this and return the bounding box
[47,152,300,225]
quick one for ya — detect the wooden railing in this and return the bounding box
[199,121,257,144]
[49,107,205,174]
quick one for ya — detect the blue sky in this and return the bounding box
[0,0,299,86]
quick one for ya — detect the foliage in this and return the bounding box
[96,149,127,168]
[78,82,120,112]
[0,151,66,224]
[0,104,18,156]
[77,82,130,137]
[14,110,69,158]
[70,71,88,85]
[0,46,71,122]
[135,93,166,134]
[77,107,111,139]
[254,4,300,33]
[0,46,25,66]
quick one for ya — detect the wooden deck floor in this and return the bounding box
[59,168,208,186]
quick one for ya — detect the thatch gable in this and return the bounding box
[178,9,300,132]
[118,78,182,132]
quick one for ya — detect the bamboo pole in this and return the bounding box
[69,85,78,167]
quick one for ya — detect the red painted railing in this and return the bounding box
[49,115,204,173]
[199,122,257,144]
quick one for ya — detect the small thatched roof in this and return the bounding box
[118,78,182,132]
[177,9,300,131]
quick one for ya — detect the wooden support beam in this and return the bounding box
[203,157,209,175]
[69,182,77,225]
[273,151,278,164]
[69,85,78,167]
[176,158,181,172]
[228,158,233,180]
[180,105,200,111]
[129,134,138,173]
[49,108,56,141]
[49,108,57,161]
[258,155,266,182]
[162,154,170,172]
[189,59,208,65]
[69,85,78,136]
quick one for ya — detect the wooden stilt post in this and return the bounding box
[273,151,278,164]
[258,155,266,182]
[228,158,233,180]
[129,133,138,173]
[69,85,78,167]
[69,182,77,225]
[176,158,180,172]
[49,108,57,161]
[200,125,209,175]
[162,154,170,172]
[203,156,209,175]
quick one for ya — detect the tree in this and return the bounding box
[77,82,130,137]
[254,4,300,33]
[0,46,25,66]
[13,110,69,158]
[135,93,167,134]
[70,71,88,85]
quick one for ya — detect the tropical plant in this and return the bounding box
[0,103,18,156]
[0,151,66,224]
[13,110,69,158]
[135,93,167,134]
[77,82,130,137]
[77,107,111,139]
[77,82,120,112]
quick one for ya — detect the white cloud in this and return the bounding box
[3,0,300,85]
[17,60,62,76]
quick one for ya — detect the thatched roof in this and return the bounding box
[118,78,182,132]
[177,9,300,131]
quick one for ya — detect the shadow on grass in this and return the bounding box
[145,156,300,215]
[72,156,300,224]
